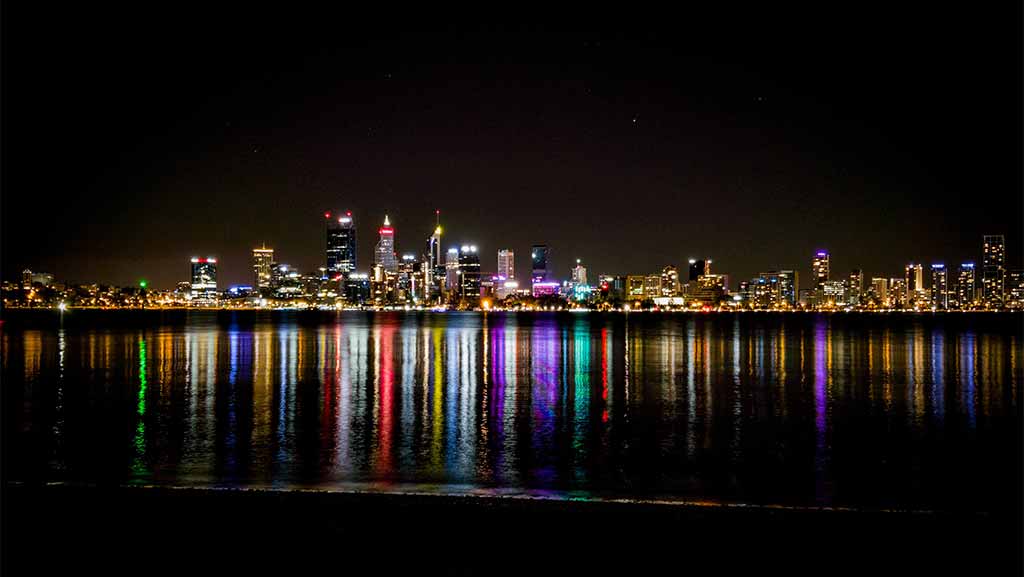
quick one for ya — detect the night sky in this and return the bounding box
[3,7,1021,289]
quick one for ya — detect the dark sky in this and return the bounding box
[3,7,1021,289]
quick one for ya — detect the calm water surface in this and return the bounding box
[3,311,1020,511]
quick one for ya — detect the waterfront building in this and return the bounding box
[189,257,218,303]
[889,278,908,308]
[572,259,588,286]
[812,251,830,295]
[930,264,948,309]
[644,274,662,298]
[458,245,481,301]
[1007,270,1024,308]
[326,211,357,274]
[956,263,976,309]
[660,265,679,296]
[847,269,863,306]
[982,235,1005,307]
[531,245,550,286]
[626,275,645,299]
[905,263,925,307]
[689,274,727,306]
[870,277,888,307]
[821,280,845,308]
[498,249,515,282]
[445,248,460,292]
[375,215,398,273]
[426,211,443,300]
[688,258,710,282]
[343,273,370,305]
[252,246,274,288]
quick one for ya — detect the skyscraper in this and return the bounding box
[458,245,481,300]
[497,249,515,281]
[375,215,397,273]
[871,278,888,306]
[660,265,679,296]
[930,264,947,309]
[687,258,710,282]
[812,251,830,294]
[957,263,976,309]
[982,235,1005,307]
[445,248,460,292]
[426,211,443,299]
[905,263,924,306]
[190,257,218,303]
[847,269,863,306]
[326,211,357,274]
[252,246,274,288]
[572,259,588,286]
[531,245,550,286]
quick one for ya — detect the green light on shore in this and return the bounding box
[140,280,148,289]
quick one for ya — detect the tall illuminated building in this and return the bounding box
[458,245,481,300]
[426,211,443,299]
[326,211,357,274]
[375,215,398,273]
[889,278,907,308]
[660,265,679,296]
[905,263,924,306]
[982,234,1005,307]
[847,269,863,306]
[252,246,274,288]
[930,264,948,309]
[871,278,888,306]
[812,251,830,293]
[445,248,460,292]
[572,259,588,286]
[190,257,218,303]
[531,245,550,286]
[498,249,515,281]
[957,263,976,309]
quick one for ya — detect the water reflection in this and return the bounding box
[3,312,1020,511]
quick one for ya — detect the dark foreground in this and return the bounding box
[4,484,1020,576]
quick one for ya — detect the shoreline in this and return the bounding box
[4,482,1019,574]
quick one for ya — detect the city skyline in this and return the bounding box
[3,12,1020,289]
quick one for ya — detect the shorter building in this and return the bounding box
[343,274,371,305]
[190,257,218,303]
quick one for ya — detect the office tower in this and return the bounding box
[531,245,550,288]
[343,273,371,305]
[572,259,588,286]
[190,257,218,302]
[498,249,515,281]
[252,246,274,288]
[644,274,662,298]
[325,211,357,274]
[905,263,924,306]
[21,269,32,289]
[397,254,418,303]
[930,264,948,309]
[871,278,889,306]
[660,265,679,296]
[847,269,863,306]
[812,251,830,293]
[445,248,460,292]
[753,270,798,308]
[822,280,845,307]
[426,211,443,299]
[982,235,1006,307]
[779,270,798,306]
[688,258,710,282]
[956,263,976,309]
[626,275,646,298]
[458,245,481,300]
[373,215,398,273]
[889,278,907,308]
[1007,270,1024,308]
